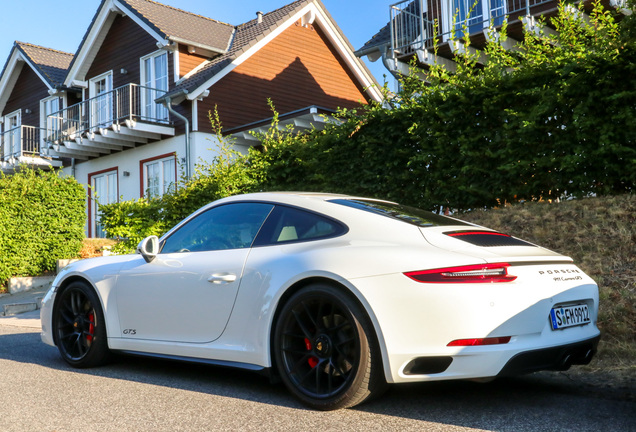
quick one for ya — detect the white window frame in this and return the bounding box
[140,50,169,123]
[90,168,118,238]
[142,154,176,199]
[442,0,507,40]
[40,95,64,152]
[89,71,113,129]
[3,109,21,159]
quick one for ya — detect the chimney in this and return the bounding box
[256,11,263,23]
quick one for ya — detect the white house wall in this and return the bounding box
[63,131,231,237]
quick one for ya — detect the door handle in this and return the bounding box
[207,273,237,284]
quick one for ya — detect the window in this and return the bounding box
[3,110,21,159]
[447,0,506,39]
[89,72,113,128]
[142,154,176,198]
[41,96,61,149]
[161,203,274,253]
[329,199,470,228]
[141,51,169,122]
[253,205,347,247]
[90,169,118,238]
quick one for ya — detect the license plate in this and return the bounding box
[550,304,591,330]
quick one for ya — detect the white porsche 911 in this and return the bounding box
[40,192,600,410]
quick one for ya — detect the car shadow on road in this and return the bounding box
[1,329,634,431]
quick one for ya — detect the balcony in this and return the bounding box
[44,83,175,160]
[393,0,560,55]
[0,125,62,173]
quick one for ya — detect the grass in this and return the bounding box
[459,194,636,371]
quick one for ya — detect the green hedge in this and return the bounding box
[101,1,636,252]
[0,167,85,285]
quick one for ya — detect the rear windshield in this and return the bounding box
[329,199,470,228]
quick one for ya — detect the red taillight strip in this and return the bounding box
[446,231,511,237]
[404,263,517,283]
[447,336,512,347]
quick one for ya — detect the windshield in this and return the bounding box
[329,199,470,228]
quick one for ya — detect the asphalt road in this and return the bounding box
[0,314,634,432]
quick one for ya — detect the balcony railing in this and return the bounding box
[1,125,44,161]
[46,83,169,144]
[390,0,556,56]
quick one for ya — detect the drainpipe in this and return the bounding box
[71,158,76,178]
[162,96,190,179]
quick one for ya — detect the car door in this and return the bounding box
[115,202,274,344]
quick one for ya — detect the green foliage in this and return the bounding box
[0,167,85,285]
[100,108,257,253]
[101,1,635,248]
[252,0,635,210]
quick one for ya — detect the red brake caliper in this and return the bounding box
[87,312,95,344]
[304,338,319,368]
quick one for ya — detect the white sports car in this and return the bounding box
[40,192,600,410]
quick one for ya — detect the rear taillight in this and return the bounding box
[447,336,512,347]
[404,263,517,283]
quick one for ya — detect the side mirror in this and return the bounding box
[137,235,159,263]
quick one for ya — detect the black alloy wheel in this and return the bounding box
[53,281,110,368]
[274,284,386,410]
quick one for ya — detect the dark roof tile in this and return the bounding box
[120,0,235,52]
[163,0,311,98]
[15,42,73,87]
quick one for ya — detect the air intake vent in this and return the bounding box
[444,230,533,247]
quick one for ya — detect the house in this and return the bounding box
[0,0,381,237]
[0,42,72,173]
[355,0,632,77]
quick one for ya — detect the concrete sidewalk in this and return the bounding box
[0,285,49,317]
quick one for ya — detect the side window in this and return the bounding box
[161,203,273,253]
[253,206,347,247]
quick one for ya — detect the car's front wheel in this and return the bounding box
[53,281,110,368]
[273,284,386,410]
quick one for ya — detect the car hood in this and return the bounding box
[418,226,569,263]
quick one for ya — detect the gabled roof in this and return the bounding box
[0,42,73,114]
[120,0,235,53]
[65,0,235,86]
[14,42,73,87]
[163,0,312,100]
[160,0,382,103]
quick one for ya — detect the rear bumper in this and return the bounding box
[497,334,600,376]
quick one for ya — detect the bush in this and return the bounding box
[0,167,85,286]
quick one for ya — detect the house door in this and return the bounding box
[90,73,113,129]
[91,170,118,238]
[141,51,169,122]
[4,111,21,158]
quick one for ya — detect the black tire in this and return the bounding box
[53,281,110,368]
[273,284,386,410]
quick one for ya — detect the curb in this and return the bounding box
[1,296,44,317]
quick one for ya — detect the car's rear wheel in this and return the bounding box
[53,281,110,368]
[273,284,386,410]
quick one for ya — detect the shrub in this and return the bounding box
[0,167,85,286]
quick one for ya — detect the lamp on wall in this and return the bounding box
[123,171,130,177]
[24,108,32,114]
[120,68,128,75]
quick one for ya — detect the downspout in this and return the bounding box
[71,158,76,178]
[162,96,190,179]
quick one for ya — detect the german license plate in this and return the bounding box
[550,304,591,330]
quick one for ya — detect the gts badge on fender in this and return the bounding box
[123,329,137,335]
